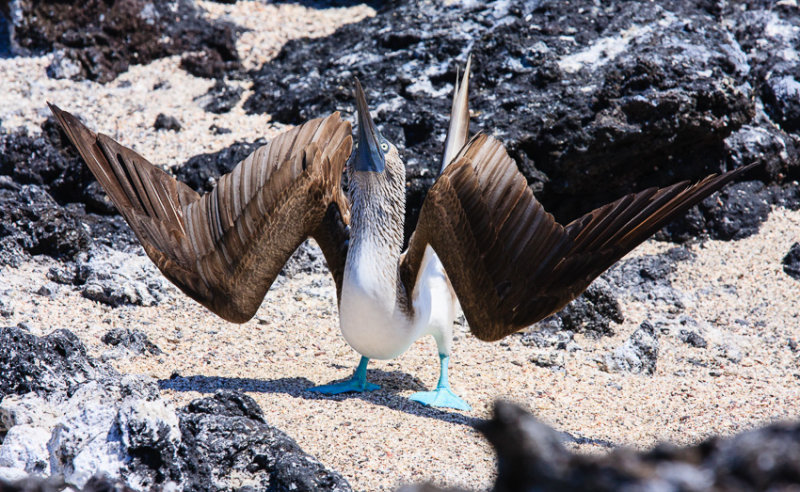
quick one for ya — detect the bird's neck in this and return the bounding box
[346,172,406,307]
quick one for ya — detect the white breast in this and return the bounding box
[339,243,458,360]
[339,241,418,359]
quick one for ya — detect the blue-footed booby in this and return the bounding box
[48,60,757,410]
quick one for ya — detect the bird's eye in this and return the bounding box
[380,141,389,153]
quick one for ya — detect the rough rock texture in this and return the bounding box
[0,117,102,209]
[6,0,240,82]
[546,279,623,338]
[730,2,800,136]
[404,400,800,492]
[0,326,113,399]
[657,180,792,242]
[178,390,352,492]
[0,326,351,491]
[44,246,176,308]
[0,475,136,491]
[783,242,800,281]
[197,80,244,114]
[0,185,91,267]
[101,328,162,356]
[522,245,692,353]
[598,321,659,375]
[0,116,143,265]
[604,246,691,310]
[153,114,182,132]
[244,0,799,242]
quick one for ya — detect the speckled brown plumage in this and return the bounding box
[400,134,759,341]
[49,103,352,323]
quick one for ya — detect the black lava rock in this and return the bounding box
[154,114,182,132]
[174,139,267,193]
[451,400,800,492]
[101,328,162,356]
[0,117,111,212]
[199,80,243,114]
[178,390,352,492]
[731,3,800,139]
[0,325,114,399]
[0,328,351,490]
[8,0,241,82]
[603,246,692,309]
[552,279,623,338]
[520,320,577,352]
[783,242,800,281]
[0,185,92,266]
[659,180,772,242]
[679,329,708,348]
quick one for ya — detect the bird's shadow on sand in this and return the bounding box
[159,370,616,447]
[158,368,483,427]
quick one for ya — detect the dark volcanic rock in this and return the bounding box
[0,185,91,266]
[101,328,162,356]
[420,400,800,492]
[7,0,240,82]
[658,180,772,242]
[524,246,692,346]
[178,390,352,492]
[0,327,350,490]
[407,400,800,491]
[603,246,692,309]
[77,246,176,307]
[730,3,800,138]
[154,114,182,132]
[548,279,623,338]
[783,242,800,281]
[174,139,267,193]
[0,116,142,260]
[0,326,113,399]
[679,329,708,348]
[197,80,243,114]
[0,117,110,212]
[244,0,772,241]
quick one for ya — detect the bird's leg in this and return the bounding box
[409,353,471,411]
[308,355,380,394]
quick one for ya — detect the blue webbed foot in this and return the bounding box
[409,387,471,411]
[308,378,380,395]
[409,353,471,410]
[308,356,379,395]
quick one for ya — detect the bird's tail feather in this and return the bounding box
[441,55,471,173]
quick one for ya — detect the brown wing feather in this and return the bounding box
[401,133,758,341]
[49,103,352,323]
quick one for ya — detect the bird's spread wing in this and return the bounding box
[400,133,758,341]
[50,104,352,323]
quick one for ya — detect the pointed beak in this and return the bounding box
[354,78,385,173]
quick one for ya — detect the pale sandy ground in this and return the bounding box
[1,2,800,491]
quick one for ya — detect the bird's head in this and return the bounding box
[351,78,400,177]
[348,78,406,234]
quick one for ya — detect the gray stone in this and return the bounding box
[0,425,51,475]
[0,292,13,318]
[101,328,162,356]
[45,50,83,80]
[78,246,175,308]
[0,327,350,490]
[529,352,565,372]
[598,321,659,375]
